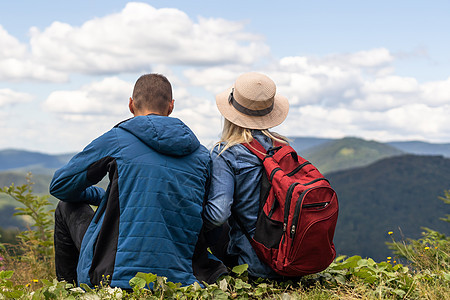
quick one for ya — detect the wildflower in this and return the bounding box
[70,287,85,293]
[393,260,397,263]
[81,294,101,300]
[103,286,123,299]
[424,247,430,250]
[388,231,393,235]
[0,256,3,261]
[32,279,39,283]
[387,257,391,260]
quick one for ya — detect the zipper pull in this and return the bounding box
[290,225,296,237]
[283,223,287,232]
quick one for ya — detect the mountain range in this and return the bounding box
[327,154,450,260]
[1,137,449,260]
[290,137,450,158]
[0,149,74,175]
[2,137,450,176]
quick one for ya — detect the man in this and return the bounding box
[50,74,224,288]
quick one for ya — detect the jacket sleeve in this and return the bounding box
[202,146,235,228]
[49,130,118,206]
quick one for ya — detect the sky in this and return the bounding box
[0,0,449,154]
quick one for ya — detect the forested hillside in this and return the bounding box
[301,137,404,174]
[328,154,450,261]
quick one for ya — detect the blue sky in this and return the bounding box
[0,0,449,153]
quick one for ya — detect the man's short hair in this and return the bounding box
[132,74,172,114]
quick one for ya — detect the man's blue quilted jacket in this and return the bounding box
[49,115,211,288]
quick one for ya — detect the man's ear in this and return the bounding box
[167,99,174,116]
[129,97,135,115]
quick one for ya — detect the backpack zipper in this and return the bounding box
[286,161,311,177]
[284,182,300,233]
[270,167,282,182]
[268,197,277,218]
[290,187,330,238]
[304,177,329,186]
[302,202,329,209]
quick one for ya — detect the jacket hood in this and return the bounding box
[118,115,200,157]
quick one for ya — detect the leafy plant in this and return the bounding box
[0,270,24,299]
[0,174,55,284]
[387,190,450,274]
[388,229,449,273]
[317,255,415,298]
[0,173,54,259]
[439,189,450,223]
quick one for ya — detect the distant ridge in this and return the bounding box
[1,137,450,174]
[0,149,73,174]
[388,141,450,158]
[288,137,450,158]
[328,154,450,261]
[288,137,332,153]
[300,137,404,174]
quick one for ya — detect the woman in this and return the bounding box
[203,72,290,278]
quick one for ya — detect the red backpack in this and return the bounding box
[234,139,338,277]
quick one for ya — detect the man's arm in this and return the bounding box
[49,131,118,206]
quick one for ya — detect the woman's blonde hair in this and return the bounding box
[215,119,289,155]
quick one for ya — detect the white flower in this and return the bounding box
[70,287,86,293]
[80,294,101,300]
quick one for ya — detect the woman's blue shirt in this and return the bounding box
[203,131,280,278]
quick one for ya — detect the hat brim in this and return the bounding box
[216,87,289,130]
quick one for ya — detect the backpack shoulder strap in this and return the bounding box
[244,139,297,163]
[242,139,267,161]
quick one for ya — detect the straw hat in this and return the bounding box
[216,72,289,130]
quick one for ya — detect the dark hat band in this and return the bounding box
[228,89,274,117]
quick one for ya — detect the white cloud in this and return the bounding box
[421,77,450,106]
[184,67,246,95]
[351,94,396,111]
[171,95,222,146]
[1,2,449,153]
[0,25,68,82]
[362,76,420,94]
[384,104,449,135]
[29,2,269,75]
[277,103,450,143]
[346,48,394,67]
[43,77,133,117]
[0,88,34,107]
[0,25,27,58]
[0,58,67,82]
[180,48,450,143]
[41,74,221,148]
